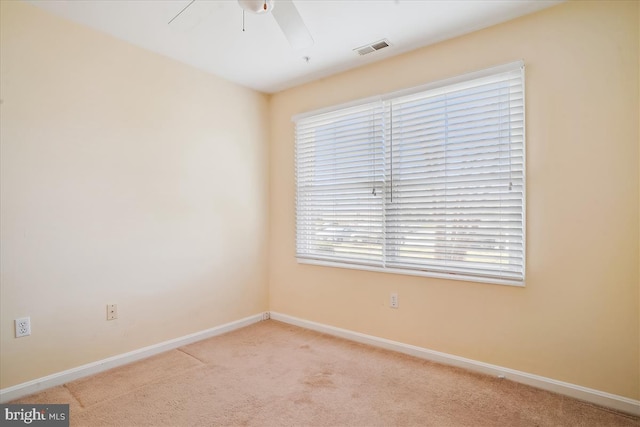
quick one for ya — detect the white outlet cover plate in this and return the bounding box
[107,304,118,320]
[15,317,31,337]
[390,293,399,308]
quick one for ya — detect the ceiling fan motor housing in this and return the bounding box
[238,0,274,14]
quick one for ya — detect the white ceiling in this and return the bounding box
[29,0,562,93]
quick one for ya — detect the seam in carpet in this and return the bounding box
[78,366,206,409]
[68,362,207,409]
[176,347,207,365]
[62,384,86,410]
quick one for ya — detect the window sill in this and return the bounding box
[296,258,525,287]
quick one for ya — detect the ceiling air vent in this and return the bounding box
[354,39,390,56]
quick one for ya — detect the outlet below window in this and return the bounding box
[390,293,398,309]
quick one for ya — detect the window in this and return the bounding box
[295,61,525,286]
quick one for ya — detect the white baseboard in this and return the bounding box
[270,311,640,417]
[0,313,265,403]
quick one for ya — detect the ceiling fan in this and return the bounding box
[169,0,314,50]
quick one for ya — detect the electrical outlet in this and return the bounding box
[390,292,399,309]
[15,317,31,338]
[107,304,117,320]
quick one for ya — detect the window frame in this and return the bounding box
[294,61,526,287]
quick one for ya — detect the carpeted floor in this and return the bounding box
[11,320,640,426]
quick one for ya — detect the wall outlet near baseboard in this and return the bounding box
[15,317,31,338]
[107,304,117,320]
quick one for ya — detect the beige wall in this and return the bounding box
[0,1,269,388]
[269,0,640,399]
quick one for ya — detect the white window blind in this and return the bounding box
[296,101,386,267]
[295,61,525,285]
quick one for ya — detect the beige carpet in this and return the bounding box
[11,320,640,426]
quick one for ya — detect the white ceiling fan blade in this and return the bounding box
[271,0,314,50]
[168,0,195,24]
